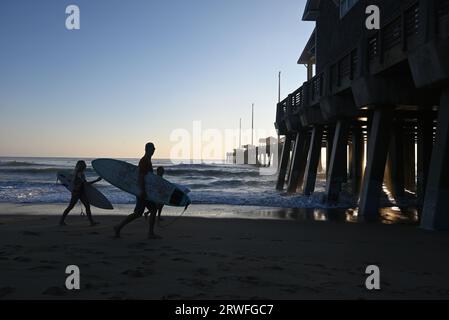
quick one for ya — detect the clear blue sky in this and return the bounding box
[0,0,313,159]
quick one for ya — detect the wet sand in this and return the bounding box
[1,203,449,300]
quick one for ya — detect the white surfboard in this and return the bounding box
[91,159,191,207]
[57,172,114,210]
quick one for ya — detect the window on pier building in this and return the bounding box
[340,0,360,18]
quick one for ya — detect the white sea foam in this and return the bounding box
[0,157,402,209]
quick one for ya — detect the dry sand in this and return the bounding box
[1,203,449,300]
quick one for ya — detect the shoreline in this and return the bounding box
[0,202,419,225]
[1,203,449,299]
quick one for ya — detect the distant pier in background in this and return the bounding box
[226,137,280,167]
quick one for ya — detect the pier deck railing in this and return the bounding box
[275,0,449,135]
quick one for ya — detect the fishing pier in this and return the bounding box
[275,0,449,229]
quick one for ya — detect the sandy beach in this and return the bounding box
[1,203,449,300]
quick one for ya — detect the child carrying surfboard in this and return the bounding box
[113,143,161,239]
[156,166,165,221]
[59,160,102,226]
[145,166,165,222]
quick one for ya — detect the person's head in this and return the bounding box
[75,160,87,173]
[145,142,155,158]
[157,166,165,177]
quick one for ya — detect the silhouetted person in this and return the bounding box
[113,142,160,239]
[60,160,101,226]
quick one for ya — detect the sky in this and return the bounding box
[0,0,314,159]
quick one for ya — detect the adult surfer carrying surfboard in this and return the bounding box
[59,160,102,226]
[113,143,161,239]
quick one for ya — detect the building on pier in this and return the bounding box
[275,0,449,229]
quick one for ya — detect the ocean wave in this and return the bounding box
[0,167,95,175]
[0,158,368,210]
[0,161,47,167]
[166,168,260,177]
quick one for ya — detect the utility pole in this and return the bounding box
[278,71,281,103]
[277,71,282,169]
[239,118,242,148]
[251,103,254,146]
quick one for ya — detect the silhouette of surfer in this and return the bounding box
[113,142,161,239]
[59,160,101,226]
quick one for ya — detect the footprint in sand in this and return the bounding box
[22,231,40,236]
[122,269,146,278]
[195,268,210,276]
[0,287,15,298]
[128,242,148,249]
[6,245,23,249]
[85,282,110,290]
[29,265,56,271]
[172,257,193,263]
[267,265,284,271]
[14,256,31,263]
[243,276,259,282]
[208,252,226,258]
[39,260,59,264]
[42,286,66,296]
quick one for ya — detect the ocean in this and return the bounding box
[0,156,347,209]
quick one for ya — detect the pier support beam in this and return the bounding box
[403,128,416,193]
[325,120,350,203]
[359,108,394,220]
[287,130,310,193]
[350,123,365,196]
[421,90,449,230]
[326,126,335,177]
[386,119,405,200]
[417,108,434,202]
[303,126,324,196]
[276,135,293,191]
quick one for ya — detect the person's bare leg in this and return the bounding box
[148,211,161,239]
[113,212,140,238]
[60,196,78,226]
[157,207,164,221]
[80,195,98,226]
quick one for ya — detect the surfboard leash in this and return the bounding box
[149,202,190,229]
[157,208,187,228]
